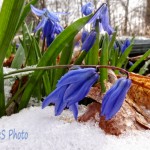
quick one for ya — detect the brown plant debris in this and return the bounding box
[6,76,28,116]
[3,54,14,67]
[79,72,150,135]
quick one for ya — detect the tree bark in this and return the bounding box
[145,0,150,27]
[123,0,129,35]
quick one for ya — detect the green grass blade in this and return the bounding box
[116,44,133,74]
[0,68,5,116]
[100,33,109,92]
[74,51,87,65]
[139,59,150,75]
[108,32,117,58]
[16,0,38,32]
[22,22,37,65]
[32,37,51,94]
[52,40,74,89]
[11,44,25,69]
[108,32,117,51]
[128,49,150,72]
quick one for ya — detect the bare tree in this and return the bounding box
[40,0,46,8]
[145,0,150,33]
[119,0,129,35]
[106,0,111,24]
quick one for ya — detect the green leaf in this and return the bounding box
[0,68,5,117]
[18,15,92,110]
[128,49,150,72]
[0,0,24,117]
[11,44,25,69]
[32,37,51,95]
[110,48,119,66]
[100,33,109,92]
[108,32,117,58]
[0,0,25,65]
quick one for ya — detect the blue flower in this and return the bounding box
[81,2,94,16]
[81,30,97,52]
[81,30,89,43]
[121,39,130,53]
[101,77,131,120]
[42,68,99,119]
[30,5,64,46]
[30,5,59,22]
[88,3,114,35]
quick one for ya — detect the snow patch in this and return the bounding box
[0,106,149,150]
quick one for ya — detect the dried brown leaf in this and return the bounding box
[128,72,150,109]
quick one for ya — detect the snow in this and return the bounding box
[0,0,3,10]
[0,106,150,150]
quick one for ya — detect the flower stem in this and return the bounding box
[4,65,129,79]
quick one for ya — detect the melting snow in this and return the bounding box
[0,106,149,150]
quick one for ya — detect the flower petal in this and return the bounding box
[43,20,54,37]
[46,34,55,47]
[88,3,107,24]
[106,79,131,120]
[64,73,99,106]
[101,78,122,112]
[47,11,60,22]
[42,85,68,116]
[101,80,124,118]
[54,23,64,34]
[42,87,61,109]
[81,30,89,43]
[121,39,130,53]
[57,68,96,87]
[30,5,46,16]
[81,31,97,52]
[101,78,132,120]
[55,12,70,15]
[69,103,78,120]
[34,17,47,32]
[100,5,114,35]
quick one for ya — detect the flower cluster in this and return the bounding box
[30,5,64,47]
[42,68,99,119]
[42,65,131,121]
[88,3,114,35]
[79,3,114,53]
[40,2,131,121]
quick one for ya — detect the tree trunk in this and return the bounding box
[106,0,111,25]
[145,0,150,31]
[124,0,129,35]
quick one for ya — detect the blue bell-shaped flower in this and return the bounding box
[101,77,131,120]
[42,68,99,119]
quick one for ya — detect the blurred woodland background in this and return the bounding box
[25,0,150,36]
